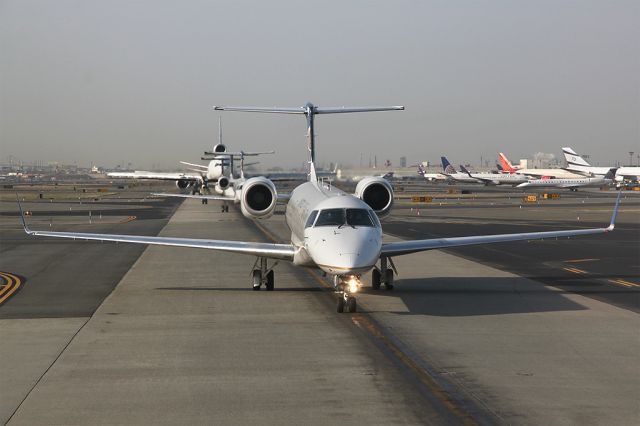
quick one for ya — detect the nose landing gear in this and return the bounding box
[334,275,359,313]
[251,257,277,291]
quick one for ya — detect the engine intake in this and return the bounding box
[213,143,226,153]
[354,177,394,218]
[176,179,193,189]
[217,176,230,190]
[241,177,277,219]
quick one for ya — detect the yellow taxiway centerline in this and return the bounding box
[0,272,23,305]
[251,219,481,425]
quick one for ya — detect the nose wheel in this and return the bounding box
[334,275,359,313]
[336,293,357,313]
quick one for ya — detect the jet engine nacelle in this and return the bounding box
[216,176,230,191]
[176,179,193,189]
[213,143,226,153]
[240,177,278,220]
[354,177,394,218]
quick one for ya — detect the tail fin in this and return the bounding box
[214,102,403,181]
[459,165,472,175]
[417,164,426,176]
[604,168,617,180]
[498,153,517,173]
[562,147,591,167]
[441,157,457,174]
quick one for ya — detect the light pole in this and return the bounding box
[629,152,634,166]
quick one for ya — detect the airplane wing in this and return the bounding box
[152,193,234,201]
[108,172,202,181]
[380,191,620,257]
[179,161,209,169]
[16,196,296,261]
[152,192,291,202]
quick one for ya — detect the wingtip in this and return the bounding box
[15,192,32,234]
[607,190,622,231]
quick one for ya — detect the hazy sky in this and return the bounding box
[1,0,638,169]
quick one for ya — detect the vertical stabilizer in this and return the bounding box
[214,102,403,181]
[562,147,591,167]
[498,153,517,173]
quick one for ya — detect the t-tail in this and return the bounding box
[213,102,404,181]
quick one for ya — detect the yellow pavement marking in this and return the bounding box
[0,272,22,305]
[118,215,137,224]
[563,258,599,263]
[563,267,588,274]
[608,279,640,288]
[252,219,481,425]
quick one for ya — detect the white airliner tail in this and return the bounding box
[562,147,591,167]
[214,102,404,180]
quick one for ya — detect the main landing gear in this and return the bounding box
[221,203,230,213]
[372,257,395,291]
[334,275,359,313]
[251,257,277,291]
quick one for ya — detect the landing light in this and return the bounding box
[348,277,360,293]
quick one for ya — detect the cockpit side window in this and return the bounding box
[305,210,319,228]
[368,210,381,228]
[314,208,346,227]
[346,208,375,227]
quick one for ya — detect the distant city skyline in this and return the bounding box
[1,1,638,170]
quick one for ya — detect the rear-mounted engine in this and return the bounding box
[241,177,278,219]
[354,177,394,218]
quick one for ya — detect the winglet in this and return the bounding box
[606,191,622,232]
[15,193,33,234]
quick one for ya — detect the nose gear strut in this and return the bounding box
[334,275,359,313]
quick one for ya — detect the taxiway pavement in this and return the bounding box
[1,191,638,425]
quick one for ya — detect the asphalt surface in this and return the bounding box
[0,195,182,318]
[1,186,638,425]
[386,192,640,313]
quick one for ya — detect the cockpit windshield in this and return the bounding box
[346,209,375,227]
[314,208,377,228]
[314,208,345,227]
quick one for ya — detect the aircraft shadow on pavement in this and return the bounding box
[156,287,323,292]
[365,276,587,317]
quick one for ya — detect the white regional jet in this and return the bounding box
[18,102,621,313]
[516,169,616,191]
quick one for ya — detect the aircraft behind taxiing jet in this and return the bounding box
[563,147,640,184]
[18,102,621,314]
[516,169,616,191]
[110,118,276,196]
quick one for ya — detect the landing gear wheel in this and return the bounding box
[384,269,394,290]
[372,269,381,290]
[336,297,345,313]
[252,270,261,291]
[265,270,275,291]
[346,297,357,313]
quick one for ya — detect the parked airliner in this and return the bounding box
[563,147,640,184]
[18,102,621,313]
[498,152,582,179]
[516,169,615,191]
